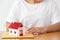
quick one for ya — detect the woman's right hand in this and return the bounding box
[26,27,40,35]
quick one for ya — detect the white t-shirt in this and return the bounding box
[6,0,60,28]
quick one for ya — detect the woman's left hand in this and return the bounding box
[27,27,47,35]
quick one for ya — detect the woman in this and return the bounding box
[6,0,60,35]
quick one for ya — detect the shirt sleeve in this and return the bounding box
[51,0,60,24]
[6,0,21,23]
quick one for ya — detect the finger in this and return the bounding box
[33,32,39,37]
[28,30,33,34]
[26,30,33,34]
[28,30,34,34]
[27,28,36,34]
[26,31,30,34]
[27,27,35,31]
[27,28,31,31]
[33,32,38,35]
[29,28,35,32]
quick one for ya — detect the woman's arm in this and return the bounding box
[27,22,60,35]
[6,22,11,32]
[46,22,60,33]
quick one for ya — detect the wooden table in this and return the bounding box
[1,32,34,40]
[1,32,60,40]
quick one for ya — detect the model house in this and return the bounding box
[9,22,25,36]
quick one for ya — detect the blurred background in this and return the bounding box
[0,0,60,31]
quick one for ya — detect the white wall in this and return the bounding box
[0,0,60,31]
[0,0,16,31]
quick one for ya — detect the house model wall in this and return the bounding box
[9,22,25,36]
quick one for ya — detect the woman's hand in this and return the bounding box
[26,22,60,35]
[26,27,47,35]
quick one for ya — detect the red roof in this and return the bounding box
[9,22,23,29]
